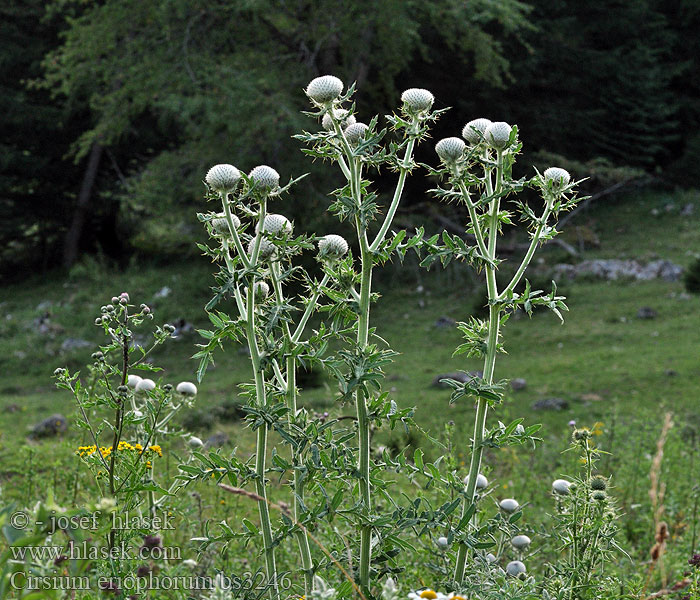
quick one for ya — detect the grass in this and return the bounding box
[1,188,699,592]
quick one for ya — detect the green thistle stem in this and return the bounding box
[454,150,503,583]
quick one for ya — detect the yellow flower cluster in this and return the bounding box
[76,442,163,459]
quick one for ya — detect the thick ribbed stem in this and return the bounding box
[269,261,314,595]
[454,150,503,583]
[245,240,278,600]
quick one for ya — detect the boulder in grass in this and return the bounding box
[30,414,68,438]
[531,398,569,411]
[510,378,527,391]
[204,432,229,448]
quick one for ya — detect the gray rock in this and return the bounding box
[681,203,695,217]
[204,432,229,448]
[510,378,527,391]
[553,259,682,282]
[531,398,569,411]
[636,307,657,319]
[30,414,68,438]
[60,338,92,352]
[432,371,482,388]
[434,316,456,328]
[36,300,53,312]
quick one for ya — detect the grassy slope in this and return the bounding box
[1,188,699,581]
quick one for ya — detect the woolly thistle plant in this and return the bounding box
[193,158,354,599]
[420,114,587,588]
[296,75,445,592]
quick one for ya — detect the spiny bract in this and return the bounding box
[263,213,292,235]
[249,165,280,192]
[344,122,369,146]
[254,281,270,299]
[318,234,349,259]
[206,164,241,192]
[248,237,276,260]
[176,381,197,396]
[435,137,466,163]
[544,167,571,187]
[462,118,493,144]
[211,213,241,235]
[485,121,512,149]
[306,75,344,104]
[401,88,435,113]
[322,109,356,131]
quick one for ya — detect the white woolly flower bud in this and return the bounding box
[552,479,571,495]
[344,122,369,146]
[263,214,292,235]
[182,559,198,568]
[206,164,241,193]
[306,75,344,104]
[463,473,488,490]
[322,109,356,131]
[211,213,240,235]
[133,410,143,418]
[499,498,519,513]
[127,374,143,389]
[254,281,270,300]
[249,165,280,192]
[318,234,349,260]
[176,381,197,397]
[486,552,497,564]
[511,535,531,550]
[401,88,434,113]
[506,560,526,577]
[436,536,449,549]
[248,237,276,260]
[435,137,466,163]
[544,167,571,187]
[485,122,512,149]
[135,378,156,393]
[188,436,204,448]
[381,577,399,600]
[462,118,493,144]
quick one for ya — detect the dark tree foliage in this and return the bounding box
[1,0,697,271]
[0,2,81,278]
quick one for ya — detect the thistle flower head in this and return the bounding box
[211,213,240,235]
[135,378,156,393]
[511,535,531,550]
[206,164,241,193]
[544,167,571,187]
[318,234,349,260]
[590,475,607,491]
[249,165,280,192]
[344,122,369,146]
[593,491,607,501]
[263,213,293,236]
[552,479,571,495]
[499,498,520,513]
[462,118,492,144]
[435,137,466,164]
[254,281,270,300]
[401,88,434,113]
[176,381,197,397]
[306,75,344,104]
[248,237,276,260]
[322,109,356,131]
[464,473,488,490]
[505,560,526,577]
[127,374,143,389]
[485,121,512,149]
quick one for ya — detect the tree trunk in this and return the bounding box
[62,141,103,268]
